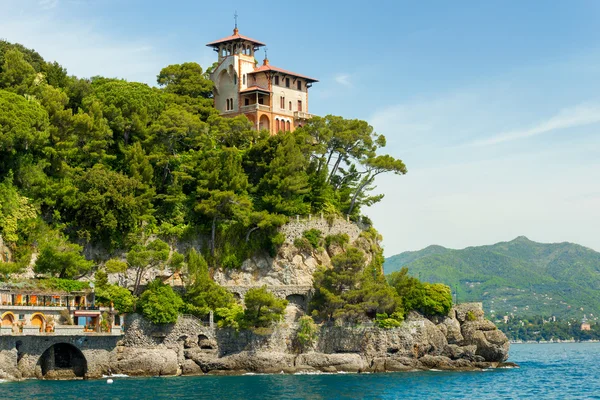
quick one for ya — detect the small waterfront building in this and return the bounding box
[207,26,318,134]
[0,283,123,336]
[581,316,591,331]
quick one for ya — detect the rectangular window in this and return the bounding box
[297,81,302,90]
[286,78,290,88]
[297,100,302,111]
[275,76,279,85]
[245,98,249,106]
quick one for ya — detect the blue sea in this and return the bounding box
[3,343,600,399]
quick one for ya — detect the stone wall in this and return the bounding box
[0,334,120,379]
[278,217,362,245]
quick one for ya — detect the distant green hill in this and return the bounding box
[384,237,600,319]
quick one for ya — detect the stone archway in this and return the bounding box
[38,343,88,379]
[2,311,15,326]
[31,313,45,332]
[286,294,307,310]
[259,114,270,132]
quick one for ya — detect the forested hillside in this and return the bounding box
[0,40,407,273]
[0,40,457,328]
[385,236,600,319]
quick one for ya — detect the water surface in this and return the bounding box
[4,343,600,399]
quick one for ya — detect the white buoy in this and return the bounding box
[107,378,114,384]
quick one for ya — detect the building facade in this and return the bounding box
[207,27,318,134]
[0,284,123,336]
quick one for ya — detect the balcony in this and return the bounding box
[240,103,271,113]
[294,111,313,120]
[0,325,124,336]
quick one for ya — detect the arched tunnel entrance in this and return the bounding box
[38,343,88,379]
[286,294,307,310]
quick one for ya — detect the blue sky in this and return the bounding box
[2,0,600,255]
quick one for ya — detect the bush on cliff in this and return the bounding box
[184,249,234,317]
[138,279,183,324]
[310,247,403,323]
[388,267,453,316]
[96,284,136,313]
[295,315,319,351]
[243,286,288,327]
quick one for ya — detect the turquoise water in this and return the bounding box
[4,343,600,399]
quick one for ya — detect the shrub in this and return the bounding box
[296,315,319,351]
[375,312,403,329]
[293,237,312,253]
[40,278,90,292]
[243,286,288,327]
[138,279,183,324]
[466,310,477,321]
[221,253,241,269]
[325,233,349,248]
[216,304,245,329]
[302,229,322,249]
[96,284,136,313]
[271,232,286,247]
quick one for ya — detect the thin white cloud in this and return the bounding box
[469,103,600,147]
[334,73,352,87]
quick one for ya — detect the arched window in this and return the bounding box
[276,119,280,132]
[230,98,234,110]
[286,121,291,131]
[226,99,230,110]
[289,101,292,111]
[234,74,237,85]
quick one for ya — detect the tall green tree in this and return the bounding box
[195,148,251,257]
[243,286,288,327]
[157,62,214,98]
[258,133,310,215]
[34,229,93,279]
[138,279,183,324]
[0,89,49,175]
[184,249,234,316]
[0,49,37,95]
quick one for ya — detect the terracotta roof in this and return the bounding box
[206,29,266,47]
[249,64,319,83]
[240,85,270,93]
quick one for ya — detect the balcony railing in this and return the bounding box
[0,325,124,336]
[240,104,271,113]
[294,111,313,120]
[0,304,101,310]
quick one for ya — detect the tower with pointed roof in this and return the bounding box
[206,26,318,134]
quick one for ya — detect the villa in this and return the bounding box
[0,283,123,336]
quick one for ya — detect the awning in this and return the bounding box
[74,311,101,317]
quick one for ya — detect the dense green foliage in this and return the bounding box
[387,268,453,316]
[243,286,288,327]
[138,279,184,324]
[310,247,404,323]
[295,316,319,351]
[385,236,600,319]
[184,249,234,317]
[0,40,409,328]
[0,40,405,277]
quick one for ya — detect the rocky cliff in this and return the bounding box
[106,302,511,377]
[0,219,513,380]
